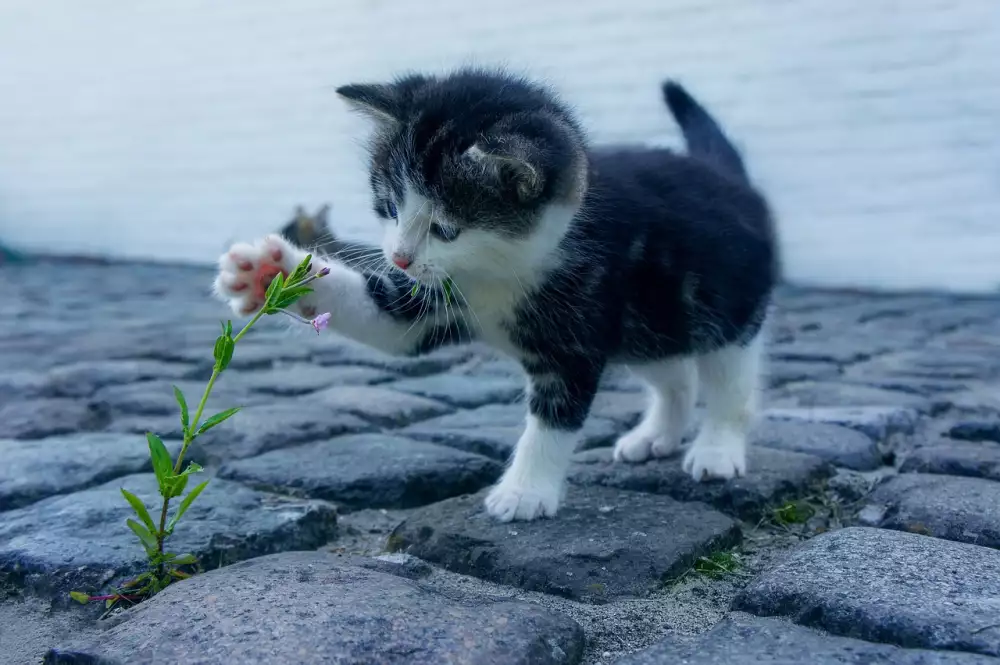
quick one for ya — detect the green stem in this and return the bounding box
[173,368,219,475]
[155,307,267,563]
[232,307,268,345]
[172,307,265,474]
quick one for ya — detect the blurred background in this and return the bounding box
[0,0,997,291]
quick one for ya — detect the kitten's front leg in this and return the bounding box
[213,235,453,356]
[485,363,603,522]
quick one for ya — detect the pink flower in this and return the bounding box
[311,312,331,334]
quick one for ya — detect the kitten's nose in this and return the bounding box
[392,254,412,270]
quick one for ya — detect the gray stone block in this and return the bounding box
[219,433,502,511]
[46,551,584,665]
[0,474,337,599]
[616,614,997,664]
[191,401,371,463]
[754,418,883,470]
[900,439,1000,482]
[390,373,524,408]
[0,398,111,440]
[306,384,453,427]
[402,403,624,460]
[948,421,1000,444]
[388,486,740,603]
[734,527,1000,657]
[569,446,831,520]
[766,405,920,442]
[859,473,1000,549]
[43,360,195,399]
[224,363,394,397]
[0,433,179,511]
[768,383,933,414]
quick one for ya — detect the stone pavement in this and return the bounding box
[1,258,999,664]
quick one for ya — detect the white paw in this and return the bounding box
[214,235,307,316]
[612,425,680,463]
[682,430,747,481]
[484,479,561,522]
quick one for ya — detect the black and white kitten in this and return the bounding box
[214,68,778,522]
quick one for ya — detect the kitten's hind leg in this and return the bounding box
[683,335,763,481]
[613,357,697,463]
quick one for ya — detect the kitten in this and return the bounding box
[215,68,778,522]
[279,204,382,271]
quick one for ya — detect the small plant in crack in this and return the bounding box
[693,550,742,579]
[70,255,328,613]
[770,499,816,527]
[664,548,744,586]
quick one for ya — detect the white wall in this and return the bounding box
[0,0,997,292]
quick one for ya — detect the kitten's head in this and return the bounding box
[337,68,588,288]
[280,204,331,249]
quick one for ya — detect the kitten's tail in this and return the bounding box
[662,80,749,184]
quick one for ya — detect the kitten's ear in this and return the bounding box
[336,83,402,125]
[315,204,330,224]
[464,136,545,203]
[337,74,429,126]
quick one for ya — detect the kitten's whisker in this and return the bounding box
[400,278,432,341]
[444,271,481,340]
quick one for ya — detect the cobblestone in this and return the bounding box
[859,473,1000,549]
[753,418,883,470]
[218,433,502,511]
[734,527,1000,657]
[0,474,338,600]
[0,433,179,511]
[619,614,998,665]
[2,261,1000,664]
[47,552,584,665]
[387,487,740,602]
[569,446,831,520]
[899,437,1000,481]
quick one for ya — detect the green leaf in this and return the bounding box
[171,553,197,566]
[264,271,286,308]
[222,338,235,370]
[69,591,90,604]
[127,518,158,553]
[146,433,173,490]
[410,283,420,297]
[196,407,241,436]
[272,285,314,310]
[272,296,311,312]
[177,462,204,478]
[120,488,156,534]
[163,473,188,499]
[173,385,189,435]
[213,334,235,372]
[225,320,233,337]
[287,254,313,285]
[122,572,152,588]
[167,480,210,532]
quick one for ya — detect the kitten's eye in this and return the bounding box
[386,201,398,219]
[429,223,461,242]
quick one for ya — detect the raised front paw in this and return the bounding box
[213,235,301,316]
